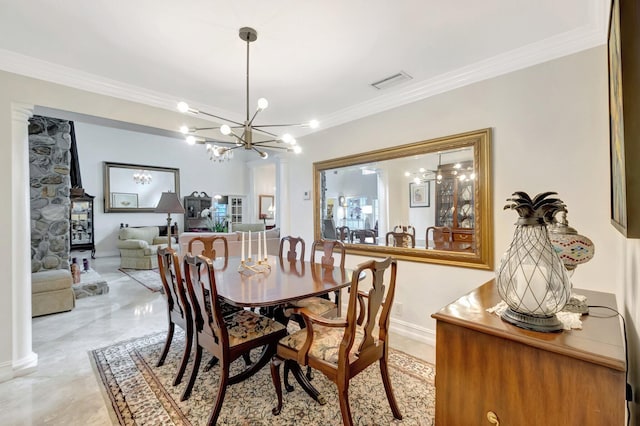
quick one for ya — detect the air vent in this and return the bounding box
[370,71,413,90]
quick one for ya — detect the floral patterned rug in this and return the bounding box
[91,331,435,425]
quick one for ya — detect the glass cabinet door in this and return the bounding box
[70,193,95,258]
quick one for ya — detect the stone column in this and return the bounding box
[9,103,37,380]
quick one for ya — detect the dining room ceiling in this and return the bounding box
[0,0,608,136]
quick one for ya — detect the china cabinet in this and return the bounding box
[70,192,95,258]
[183,191,212,231]
[432,280,626,426]
[434,160,474,245]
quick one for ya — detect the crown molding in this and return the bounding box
[0,8,607,135]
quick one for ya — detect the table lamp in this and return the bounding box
[155,192,185,249]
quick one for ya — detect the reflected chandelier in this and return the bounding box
[177,27,319,162]
[133,170,152,185]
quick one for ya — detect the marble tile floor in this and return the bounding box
[0,256,435,426]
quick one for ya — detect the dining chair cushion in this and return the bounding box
[291,297,336,316]
[223,309,286,347]
[279,324,366,364]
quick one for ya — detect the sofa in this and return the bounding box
[117,226,176,269]
[179,227,281,259]
[32,269,75,317]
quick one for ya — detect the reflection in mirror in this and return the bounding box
[104,162,180,212]
[259,194,275,219]
[313,128,492,269]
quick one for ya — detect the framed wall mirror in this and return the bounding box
[313,128,493,269]
[259,194,275,219]
[104,162,180,212]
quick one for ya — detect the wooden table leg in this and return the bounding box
[285,360,326,405]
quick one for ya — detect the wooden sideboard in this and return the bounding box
[432,279,626,426]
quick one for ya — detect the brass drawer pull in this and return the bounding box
[487,411,499,425]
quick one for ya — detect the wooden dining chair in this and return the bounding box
[156,247,193,387]
[270,257,402,425]
[188,235,229,268]
[181,253,287,424]
[426,226,452,249]
[393,224,416,239]
[279,236,306,261]
[336,226,351,243]
[385,231,416,248]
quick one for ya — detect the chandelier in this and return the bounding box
[177,27,319,162]
[133,170,152,185]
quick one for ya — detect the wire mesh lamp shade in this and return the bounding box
[496,192,572,332]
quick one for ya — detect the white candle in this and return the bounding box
[241,232,245,261]
[248,231,252,259]
[258,231,262,260]
[263,230,267,259]
[515,264,548,315]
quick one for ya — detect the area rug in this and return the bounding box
[119,268,164,292]
[91,331,435,425]
[73,268,109,298]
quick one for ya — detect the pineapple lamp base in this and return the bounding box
[501,308,563,333]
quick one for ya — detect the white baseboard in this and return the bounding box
[0,351,38,383]
[389,317,436,347]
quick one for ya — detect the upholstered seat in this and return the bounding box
[117,226,175,269]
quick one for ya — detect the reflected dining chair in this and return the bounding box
[181,253,287,425]
[385,231,416,248]
[270,257,402,426]
[393,224,416,239]
[426,226,452,249]
[336,226,351,243]
[156,247,193,387]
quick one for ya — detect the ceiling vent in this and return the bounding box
[370,71,413,90]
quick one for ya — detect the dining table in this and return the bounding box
[208,254,355,404]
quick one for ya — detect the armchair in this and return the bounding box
[117,225,177,269]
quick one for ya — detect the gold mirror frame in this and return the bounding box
[104,162,181,213]
[313,128,493,269]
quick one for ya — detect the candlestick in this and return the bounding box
[263,229,267,259]
[258,231,262,260]
[241,231,245,261]
[248,230,252,259]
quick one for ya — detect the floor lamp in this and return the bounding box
[154,192,185,249]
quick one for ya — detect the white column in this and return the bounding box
[276,156,289,235]
[8,103,37,380]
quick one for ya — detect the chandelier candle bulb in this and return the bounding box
[258,232,262,261]
[515,265,549,315]
[248,231,252,261]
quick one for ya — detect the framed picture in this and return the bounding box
[111,192,139,208]
[409,182,430,208]
[608,0,640,238]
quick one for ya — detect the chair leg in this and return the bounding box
[306,366,314,380]
[173,323,192,386]
[203,355,219,372]
[337,378,354,426]
[270,356,283,415]
[243,351,252,366]
[283,361,294,392]
[379,356,403,420]
[206,363,230,426]
[156,322,174,367]
[181,344,202,401]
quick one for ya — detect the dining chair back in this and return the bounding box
[156,247,193,387]
[270,256,402,425]
[385,231,416,248]
[188,235,229,263]
[393,225,416,238]
[336,226,351,243]
[279,236,306,261]
[181,253,287,425]
[310,239,346,268]
[426,226,452,249]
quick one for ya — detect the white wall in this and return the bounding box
[290,46,616,341]
[1,45,637,422]
[73,121,248,256]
